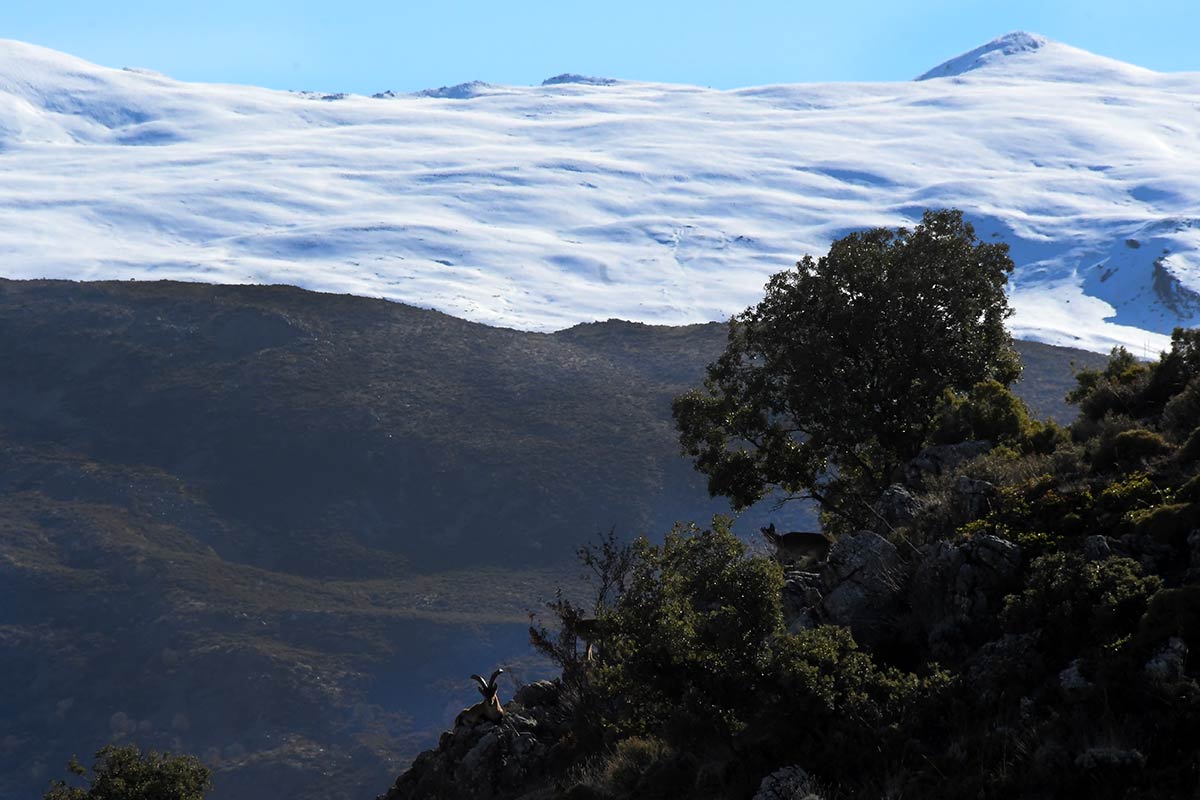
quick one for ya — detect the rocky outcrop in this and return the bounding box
[910,534,1022,659]
[819,532,906,650]
[872,484,922,533]
[952,477,999,523]
[903,441,992,489]
[776,528,1024,664]
[377,681,567,800]
[752,765,822,800]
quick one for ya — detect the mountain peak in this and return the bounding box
[916,32,1053,80]
[916,31,1149,82]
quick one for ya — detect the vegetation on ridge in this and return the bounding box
[389,211,1200,799]
[0,272,1108,798]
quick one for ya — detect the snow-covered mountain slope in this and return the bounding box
[1,32,1197,354]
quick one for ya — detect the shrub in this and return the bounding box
[591,518,785,739]
[1137,586,1200,650]
[1068,347,1148,423]
[931,379,1036,446]
[1097,472,1165,513]
[1144,327,1200,411]
[746,625,933,790]
[1162,376,1200,441]
[1002,553,1162,665]
[44,745,210,800]
[1128,502,1200,547]
[1180,426,1200,466]
[1093,426,1172,472]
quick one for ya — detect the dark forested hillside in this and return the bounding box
[0,279,1104,800]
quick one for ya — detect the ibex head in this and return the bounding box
[470,669,504,701]
[760,523,781,545]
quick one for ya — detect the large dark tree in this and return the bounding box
[673,209,1020,527]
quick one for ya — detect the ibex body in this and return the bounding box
[760,523,834,566]
[454,669,504,729]
[571,617,600,662]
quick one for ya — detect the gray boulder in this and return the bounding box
[819,532,906,648]
[952,476,999,522]
[903,440,992,489]
[752,765,822,800]
[512,680,559,710]
[910,534,1021,658]
[782,570,823,632]
[1144,637,1189,686]
[873,483,923,532]
[1083,535,1114,562]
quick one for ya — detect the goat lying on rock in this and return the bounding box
[454,668,505,729]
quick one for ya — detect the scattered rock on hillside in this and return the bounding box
[910,534,1022,658]
[1144,637,1188,686]
[1083,534,1114,561]
[782,570,823,632]
[903,441,992,488]
[819,532,905,649]
[752,765,822,800]
[873,483,922,532]
[952,476,999,523]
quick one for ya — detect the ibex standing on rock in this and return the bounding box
[454,668,505,729]
[760,523,834,567]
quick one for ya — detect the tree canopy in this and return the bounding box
[673,209,1020,526]
[44,745,210,800]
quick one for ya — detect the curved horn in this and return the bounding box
[470,673,488,690]
[488,668,504,689]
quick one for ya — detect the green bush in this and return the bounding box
[591,518,785,738]
[1128,502,1200,546]
[1002,553,1161,664]
[1068,347,1148,423]
[541,518,932,795]
[1180,426,1200,466]
[929,379,1060,452]
[1144,327,1200,411]
[1097,472,1164,513]
[1093,427,1173,471]
[1162,376,1200,440]
[44,745,210,800]
[1176,473,1200,503]
[1138,586,1200,650]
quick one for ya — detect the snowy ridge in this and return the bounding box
[0,34,1198,353]
[915,31,1156,83]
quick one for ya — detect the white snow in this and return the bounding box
[1,32,1198,354]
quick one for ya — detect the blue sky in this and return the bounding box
[6,0,1197,93]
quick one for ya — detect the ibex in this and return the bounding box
[760,523,834,566]
[454,668,504,729]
